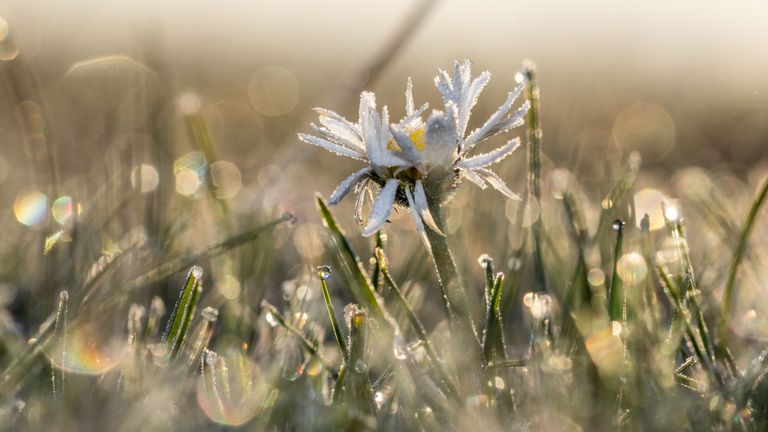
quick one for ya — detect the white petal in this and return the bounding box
[354,180,369,226]
[414,180,444,236]
[360,94,408,168]
[477,168,521,200]
[462,169,487,189]
[405,77,415,115]
[463,82,525,152]
[405,186,432,253]
[310,123,364,153]
[298,133,365,160]
[424,104,459,169]
[359,91,379,148]
[314,107,361,135]
[329,167,373,205]
[457,70,491,139]
[434,69,454,105]
[316,116,364,151]
[455,137,521,170]
[362,179,400,236]
[399,102,428,128]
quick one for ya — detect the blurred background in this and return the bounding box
[0,0,768,428]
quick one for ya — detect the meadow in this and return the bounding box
[0,1,767,430]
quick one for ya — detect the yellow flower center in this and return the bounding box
[387,127,426,152]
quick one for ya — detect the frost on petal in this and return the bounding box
[477,168,522,200]
[463,82,526,152]
[329,167,372,205]
[455,137,521,170]
[423,104,459,170]
[456,70,491,139]
[354,180,369,226]
[389,124,421,165]
[316,116,364,151]
[462,169,487,189]
[298,133,365,160]
[359,92,379,148]
[360,95,408,168]
[414,180,444,236]
[362,179,400,236]
[405,77,415,115]
[310,123,364,153]
[405,186,432,253]
[434,69,454,105]
[399,103,428,128]
[314,108,361,135]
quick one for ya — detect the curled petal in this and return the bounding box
[329,167,373,205]
[405,186,432,254]
[353,180,369,226]
[362,179,400,236]
[414,180,444,236]
[455,138,521,170]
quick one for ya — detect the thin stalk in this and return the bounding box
[522,60,548,294]
[422,183,485,395]
[719,175,768,348]
[318,273,348,361]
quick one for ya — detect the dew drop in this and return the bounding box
[611,321,623,336]
[317,265,331,281]
[265,312,278,328]
[664,204,681,223]
[611,219,625,232]
[191,266,204,280]
[201,307,219,322]
[354,359,367,373]
[477,254,493,269]
[523,292,552,320]
[204,349,219,366]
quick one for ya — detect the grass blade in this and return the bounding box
[719,175,768,347]
[316,195,385,320]
[163,266,203,357]
[318,266,348,362]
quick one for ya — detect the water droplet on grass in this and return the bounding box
[201,307,219,322]
[317,265,331,281]
[265,312,278,328]
[477,254,493,269]
[611,219,625,232]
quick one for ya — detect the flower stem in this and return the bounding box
[423,181,484,394]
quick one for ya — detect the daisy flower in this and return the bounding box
[299,60,530,243]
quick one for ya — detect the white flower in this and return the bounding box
[299,60,530,242]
